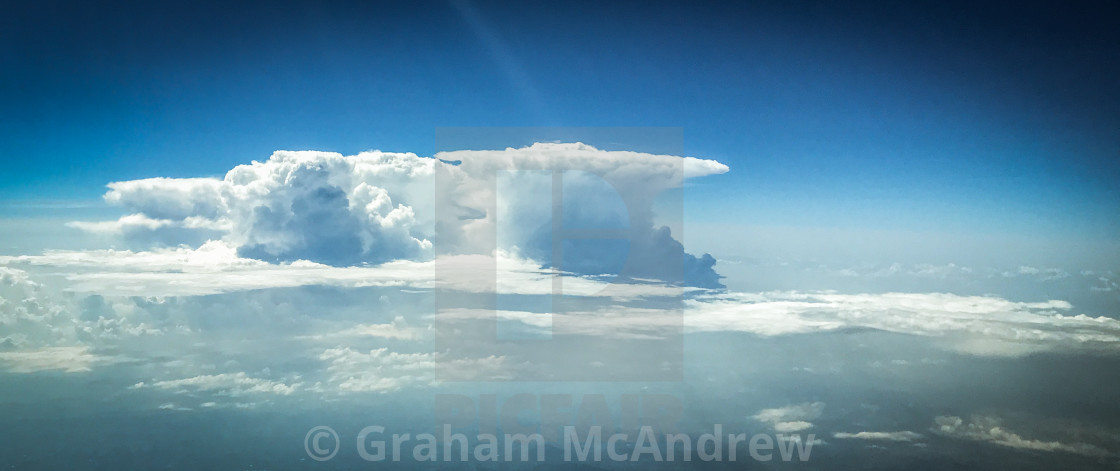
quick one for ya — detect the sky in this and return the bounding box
[2,0,1118,236]
[2,1,1120,470]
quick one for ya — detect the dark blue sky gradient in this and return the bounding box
[2,0,1117,236]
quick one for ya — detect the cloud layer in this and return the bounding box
[933,415,1110,457]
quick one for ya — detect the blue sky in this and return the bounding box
[2,0,1117,239]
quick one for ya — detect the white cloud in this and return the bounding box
[433,305,681,341]
[61,260,430,297]
[0,268,157,373]
[2,241,430,296]
[0,346,119,373]
[2,243,688,300]
[774,421,815,433]
[0,267,74,349]
[66,213,230,234]
[316,346,436,393]
[104,177,226,220]
[832,431,922,442]
[776,434,824,447]
[1000,266,1069,280]
[315,346,513,393]
[336,317,420,340]
[78,151,438,264]
[440,143,726,287]
[686,291,1120,357]
[439,142,727,180]
[7,243,1120,366]
[303,316,423,341]
[910,263,973,279]
[66,213,228,248]
[222,150,435,265]
[1091,274,1118,292]
[932,415,1109,456]
[754,402,825,432]
[298,287,1120,357]
[0,240,265,272]
[134,372,300,396]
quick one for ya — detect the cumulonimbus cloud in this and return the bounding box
[75,143,729,287]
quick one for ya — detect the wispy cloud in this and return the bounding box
[932,415,1110,457]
